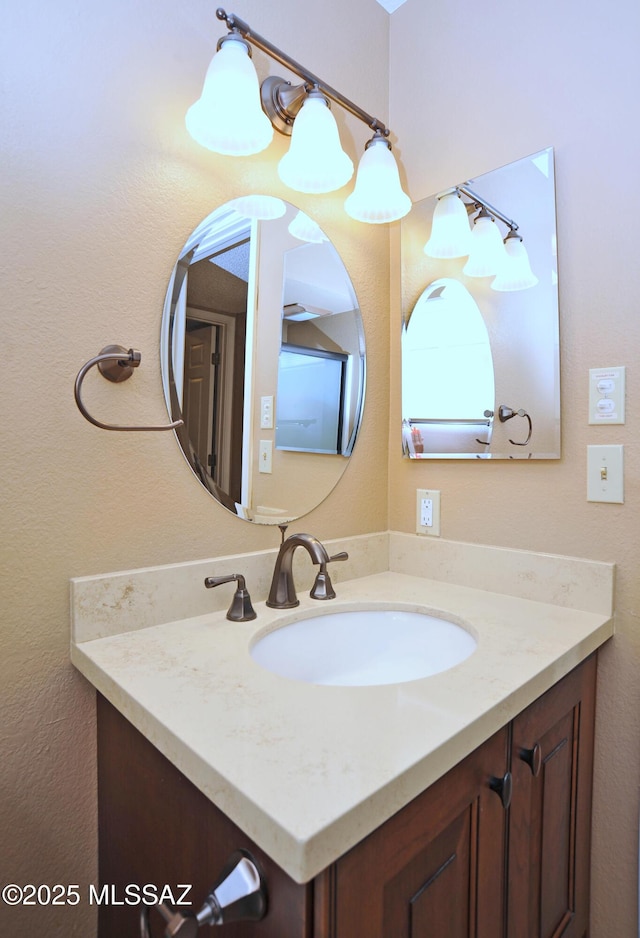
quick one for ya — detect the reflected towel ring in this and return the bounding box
[74,345,184,432]
[498,404,532,446]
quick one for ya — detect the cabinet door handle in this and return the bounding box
[489,771,513,809]
[519,743,542,776]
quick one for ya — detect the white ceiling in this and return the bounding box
[374,0,408,12]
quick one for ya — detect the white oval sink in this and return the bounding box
[250,608,477,686]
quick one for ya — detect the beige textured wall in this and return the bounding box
[0,0,389,932]
[389,2,640,935]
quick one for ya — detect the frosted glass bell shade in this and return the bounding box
[463,213,507,277]
[344,138,412,224]
[229,195,286,220]
[424,192,472,258]
[288,210,328,243]
[278,95,354,194]
[492,236,539,291]
[185,37,274,156]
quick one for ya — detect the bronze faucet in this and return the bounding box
[266,533,348,609]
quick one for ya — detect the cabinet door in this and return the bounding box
[508,656,596,938]
[97,696,312,938]
[330,727,509,938]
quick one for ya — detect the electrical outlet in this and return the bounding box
[588,366,625,425]
[416,489,440,536]
[420,498,433,527]
[260,395,274,429]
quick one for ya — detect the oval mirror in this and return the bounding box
[161,197,366,524]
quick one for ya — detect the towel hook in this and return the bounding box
[498,404,532,446]
[74,345,184,432]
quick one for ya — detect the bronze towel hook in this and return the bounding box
[498,404,532,446]
[74,345,184,432]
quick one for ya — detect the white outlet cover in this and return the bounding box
[416,489,441,536]
[588,366,625,424]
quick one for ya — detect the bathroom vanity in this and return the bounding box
[71,534,614,938]
[97,654,595,938]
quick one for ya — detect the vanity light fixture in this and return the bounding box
[186,9,411,223]
[185,33,274,156]
[424,185,538,290]
[344,130,411,224]
[277,88,354,194]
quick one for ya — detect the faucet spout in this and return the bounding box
[266,533,331,609]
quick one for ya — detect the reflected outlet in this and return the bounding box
[416,489,441,536]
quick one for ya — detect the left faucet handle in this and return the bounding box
[204,574,257,622]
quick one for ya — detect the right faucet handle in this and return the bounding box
[310,552,348,601]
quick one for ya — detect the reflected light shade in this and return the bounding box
[424,191,472,258]
[229,195,286,220]
[344,136,411,224]
[463,209,507,277]
[185,37,274,156]
[491,233,539,291]
[288,210,328,243]
[278,93,354,194]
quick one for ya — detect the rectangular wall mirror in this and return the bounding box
[401,147,560,459]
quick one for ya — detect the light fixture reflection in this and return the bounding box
[278,92,354,194]
[229,195,286,220]
[424,191,471,258]
[491,232,539,291]
[185,36,273,156]
[288,210,328,243]
[424,181,540,289]
[344,134,411,224]
[463,208,507,277]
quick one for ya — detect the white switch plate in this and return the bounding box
[260,395,274,429]
[588,366,625,424]
[259,439,273,474]
[587,444,624,503]
[416,489,441,536]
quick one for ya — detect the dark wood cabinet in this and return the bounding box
[327,726,508,938]
[97,655,596,938]
[507,654,596,938]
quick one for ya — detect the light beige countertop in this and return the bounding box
[71,534,614,884]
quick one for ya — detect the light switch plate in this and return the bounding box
[587,444,624,503]
[259,440,273,474]
[588,366,625,424]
